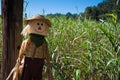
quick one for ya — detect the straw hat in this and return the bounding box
[24,14,51,27]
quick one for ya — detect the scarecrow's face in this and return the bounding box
[28,20,50,36]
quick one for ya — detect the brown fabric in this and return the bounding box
[19,39,49,59]
[21,57,44,80]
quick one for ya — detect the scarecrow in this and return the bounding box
[17,14,52,80]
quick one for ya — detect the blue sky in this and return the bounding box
[0,0,103,16]
[25,0,103,16]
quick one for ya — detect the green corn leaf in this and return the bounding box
[75,69,80,80]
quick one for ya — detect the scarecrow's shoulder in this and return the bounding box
[22,38,31,45]
[22,38,30,42]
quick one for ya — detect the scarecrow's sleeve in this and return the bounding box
[18,39,28,60]
[45,43,50,67]
[45,43,53,79]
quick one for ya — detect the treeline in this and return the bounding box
[85,0,120,20]
[47,0,120,21]
[47,12,80,19]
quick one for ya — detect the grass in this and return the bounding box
[0,15,120,80]
[46,15,120,80]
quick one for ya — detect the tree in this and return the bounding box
[85,6,99,20]
[1,0,23,80]
[84,0,120,20]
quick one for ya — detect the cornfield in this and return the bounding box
[0,14,120,80]
[46,14,120,80]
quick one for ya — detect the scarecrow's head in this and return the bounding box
[21,15,51,37]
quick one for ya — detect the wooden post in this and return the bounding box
[1,0,23,79]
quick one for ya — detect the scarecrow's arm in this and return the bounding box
[45,43,53,80]
[17,40,26,62]
[46,53,51,70]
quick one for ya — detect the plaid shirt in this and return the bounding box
[19,39,49,59]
